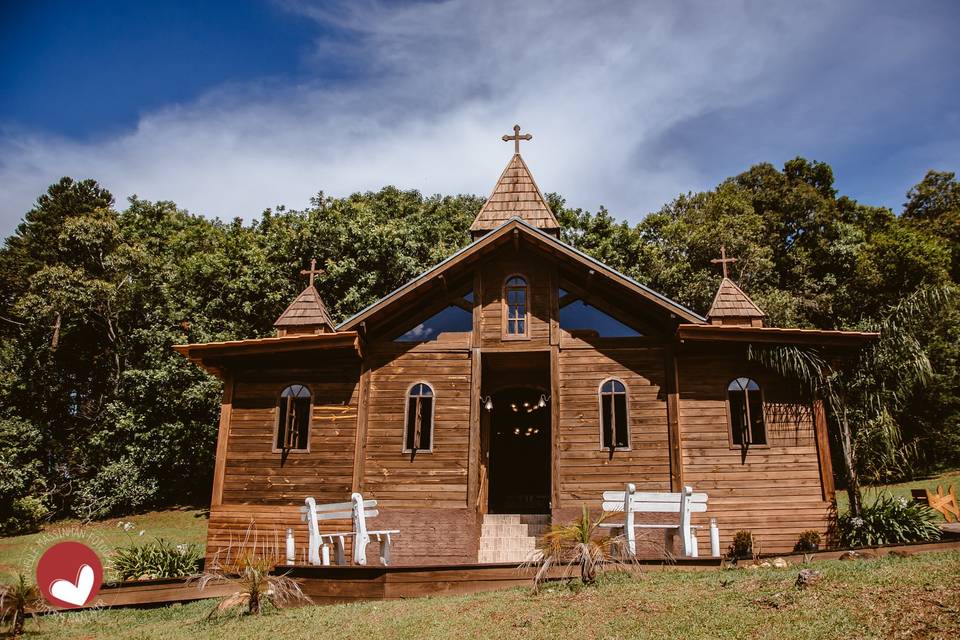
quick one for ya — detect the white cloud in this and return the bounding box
[1,0,958,236]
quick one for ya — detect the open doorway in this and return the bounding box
[487,386,551,514]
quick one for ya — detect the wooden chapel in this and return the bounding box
[175,126,877,564]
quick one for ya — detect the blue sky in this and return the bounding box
[1,0,958,236]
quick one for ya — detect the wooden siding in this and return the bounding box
[556,346,672,505]
[362,346,473,509]
[479,252,553,348]
[677,352,830,554]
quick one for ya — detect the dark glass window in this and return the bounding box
[504,276,528,336]
[404,383,435,452]
[600,379,629,450]
[277,384,311,451]
[395,304,472,342]
[559,299,642,337]
[727,378,766,445]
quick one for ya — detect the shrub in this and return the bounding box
[794,530,822,553]
[74,457,158,520]
[837,493,942,548]
[111,538,203,581]
[0,417,49,535]
[727,530,756,560]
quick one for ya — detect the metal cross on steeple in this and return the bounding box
[300,259,324,287]
[502,124,532,154]
[711,245,738,279]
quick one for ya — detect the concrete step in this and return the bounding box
[477,548,540,563]
[483,514,550,526]
[478,537,537,551]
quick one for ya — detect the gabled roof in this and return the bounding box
[470,154,560,235]
[707,278,765,320]
[338,217,705,332]
[274,285,335,330]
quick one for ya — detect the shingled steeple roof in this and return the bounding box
[707,278,766,327]
[470,125,560,239]
[274,259,336,335]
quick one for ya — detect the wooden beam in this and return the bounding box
[549,267,559,346]
[351,362,372,493]
[664,349,683,492]
[472,269,482,349]
[550,344,561,509]
[557,292,579,309]
[813,398,836,502]
[450,297,472,313]
[513,228,519,253]
[467,348,482,508]
[210,373,235,507]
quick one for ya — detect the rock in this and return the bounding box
[888,549,913,558]
[759,561,772,568]
[795,568,822,589]
[772,557,789,568]
[838,550,876,561]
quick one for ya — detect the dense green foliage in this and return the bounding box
[837,493,943,548]
[111,538,203,581]
[0,159,957,533]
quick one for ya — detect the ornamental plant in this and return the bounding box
[111,538,203,581]
[793,530,822,553]
[727,530,757,560]
[837,493,942,548]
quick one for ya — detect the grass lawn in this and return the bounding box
[20,550,960,640]
[0,508,207,582]
[835,469,960,515]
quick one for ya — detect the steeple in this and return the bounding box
[469,125,560,239]
[274,259,336,335]
[706,247,765,327]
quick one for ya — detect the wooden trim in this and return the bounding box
[550,344,561,509]
[557,277,659,337]
[471,269,482,349]
[401,381,436,454]
[664,350,683,492]
[549,267,559,346]
[501,273,530,340]
[270,383,313,454]
[597,377,631,452]
[676,324,878,346]
[210,373,234,507]
[467,348,482,508]
[351,362,371,493]
[813,398,836,502]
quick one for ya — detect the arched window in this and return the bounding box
[404,383,435,452]
[727,378,766,446]
[599,379,629,450]
[276,384,311,451]
[503,275,529,338]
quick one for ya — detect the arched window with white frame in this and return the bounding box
[502,275,529,338]
[727,377,767,446]
[599,378,629,451]
[404,382,435,452]
[276,384,311,452]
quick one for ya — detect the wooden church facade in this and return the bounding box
[176,128,875,564]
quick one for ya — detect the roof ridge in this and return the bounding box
[707,277,765,319]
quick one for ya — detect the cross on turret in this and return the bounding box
[711,246,738,280]
[300,259,324,287]
[502,124,532,154]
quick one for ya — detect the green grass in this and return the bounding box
[18,551,960,640]
[0,508,207,582]
[836,469,960,515]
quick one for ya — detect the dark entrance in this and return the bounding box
[488,386,551,514]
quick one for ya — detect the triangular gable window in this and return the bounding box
[395,304,472,342]
[560,300,641,337]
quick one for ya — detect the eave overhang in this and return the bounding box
[173,331,360,378]
[676,324,879,348]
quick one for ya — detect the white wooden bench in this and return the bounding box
[299,493,399,566]
[600,484,720,558]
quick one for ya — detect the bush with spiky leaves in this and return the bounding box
[0,574,39,638]
[522,506,637,592]
[837,493,942,548]
[111,537,203,580]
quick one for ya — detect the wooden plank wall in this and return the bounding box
[677,352,831,554]
[479,253,552,348]
[554,346,672,513]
